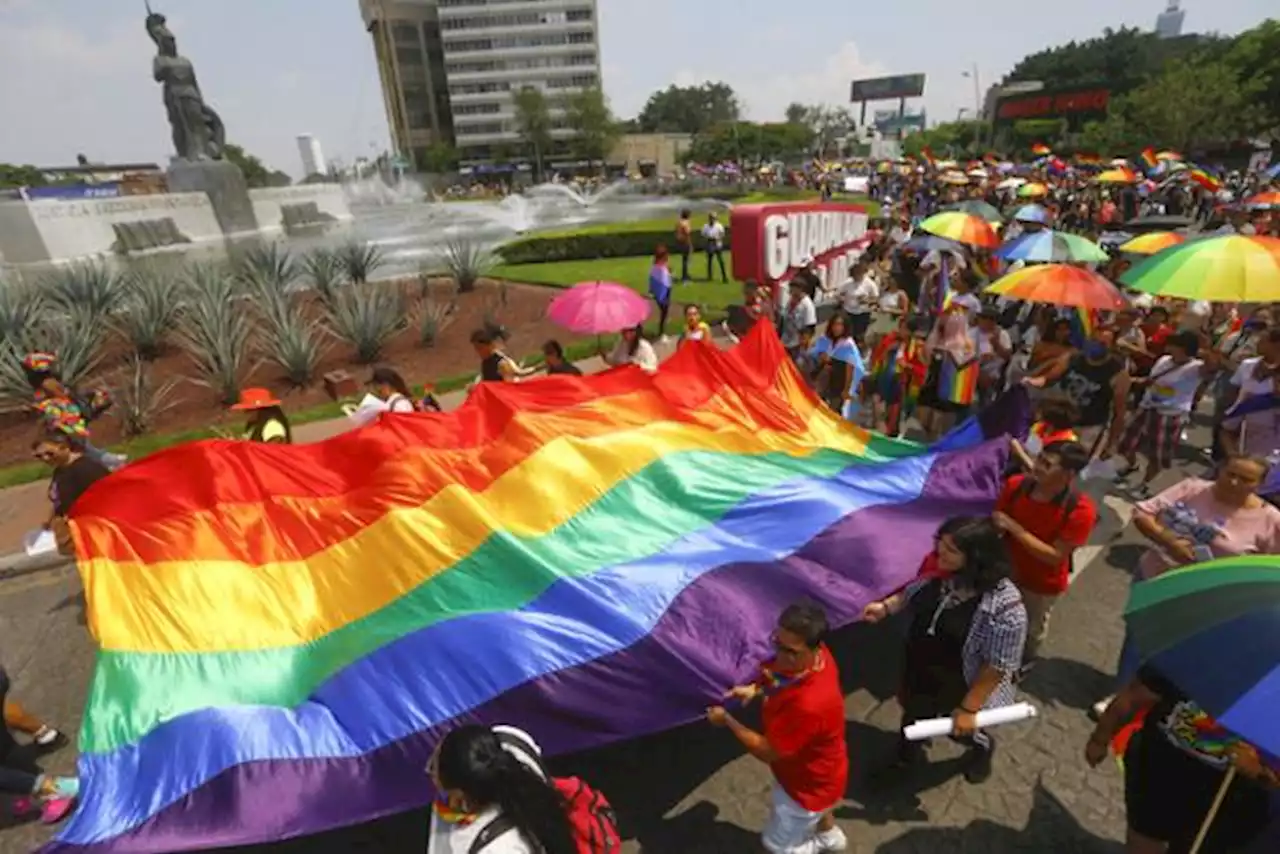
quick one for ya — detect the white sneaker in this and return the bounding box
[815,826,848,852]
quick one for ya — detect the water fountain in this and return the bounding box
[525,180,629,208]
[341,174,426,207]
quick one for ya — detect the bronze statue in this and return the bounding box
[145,5,225,161]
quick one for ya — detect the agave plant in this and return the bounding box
[443,237,496,294]
[326,284,407,363]
[237,242,299,297]
[301,248,343,305]
[176,271,254,406]
[40,261,125,320]
[0,345,32,405]
[248,281,330,388]
[336,239,385,285]
[415,296,456,347]
[115,267,188,360]
[114,355,181,438]
[0,275,47,348]
[47,303,108,389]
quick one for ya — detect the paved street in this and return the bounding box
[0,420,1276,853]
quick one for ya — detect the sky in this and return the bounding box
[0,0,1273,178]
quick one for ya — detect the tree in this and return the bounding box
[0,164,47,190]
[512,86,553,181]
[222,143,287,189]
[785,105,855,157]
[785,103,811,126]
[686,121,815,165]
[1107,58,1262,153]
[419,142,460,174]
[565,87,621,170]
[1219,19,1280,133]
[637,82,741,135]
[901,120,986,160]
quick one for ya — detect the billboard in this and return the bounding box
[850,74,926,102]
[993,87,1110,126]
[20,183,121,201]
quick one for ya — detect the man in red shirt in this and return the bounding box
[708,603,848,854]
[992,440,1098,668]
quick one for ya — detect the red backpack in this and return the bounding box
[467,776,620,853]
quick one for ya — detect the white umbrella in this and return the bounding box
[967,168,989,179]
[997,177,1027,190]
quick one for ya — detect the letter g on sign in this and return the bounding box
[764,214,789,282]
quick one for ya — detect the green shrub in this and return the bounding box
[498,228,732,265]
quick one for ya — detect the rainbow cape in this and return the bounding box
[49,324,1014,853]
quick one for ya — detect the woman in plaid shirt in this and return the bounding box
[863,516,1028,785]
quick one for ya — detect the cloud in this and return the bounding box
[669,40,888,122]
[0,15,167,166]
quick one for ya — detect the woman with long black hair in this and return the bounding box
[863,516,1027,785]
[428,725,577,854]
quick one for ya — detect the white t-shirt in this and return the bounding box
[609,338,658,373]
[428,727,544,854]
[781,296,817,347]
[878,289,907,313]
[1230,357,1274,399]
[1142,355,1204,415]
[385,394,416,414]
[977,327,1013,377]
[1129,291,1155,310]
[948,292,982,316]
[840,277,879,315]
[701,221,726,247]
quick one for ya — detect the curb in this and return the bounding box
[0,550,72,582]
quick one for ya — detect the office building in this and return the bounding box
[1155,1,1185,39]
[360,0,602,169]
[359,0,455,170]
[296,134,326,178]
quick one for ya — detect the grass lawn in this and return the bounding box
[494,256,742,312]
[524,193,880,241]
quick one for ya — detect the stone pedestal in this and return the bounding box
[166,158,259,237]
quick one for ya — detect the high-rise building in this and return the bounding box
[296,134,326,178]
[360,0,602,169]
[359,0,455,169]
[1155,1,1185,39]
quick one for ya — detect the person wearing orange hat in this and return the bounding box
[231,388,292,444]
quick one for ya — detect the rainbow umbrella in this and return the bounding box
[918,211,999,249]
[1016,182,1049,199]
[944,199,1003,225]
[1120,235,1280,302]
[995,230,1108,264]
[1118,231,1186,256]
[1156,150,1184,162]
[1244,191,1280,211]
[1125,556,1280,759]
[987,264,1126,310]
[1011,203,1050,225]
[1095,168,1140,184]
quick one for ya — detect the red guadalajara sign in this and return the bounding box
[730,202,871,304]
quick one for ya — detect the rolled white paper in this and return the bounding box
[902,701,1038,742]
[23,528,57,557]
[346,394,389,426]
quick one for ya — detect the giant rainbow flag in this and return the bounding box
[48,324,1018,852]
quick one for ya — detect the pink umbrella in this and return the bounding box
[546,281,651,334]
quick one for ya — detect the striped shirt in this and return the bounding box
[906,576,1028,709]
